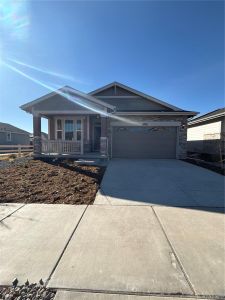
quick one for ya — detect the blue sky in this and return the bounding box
[0,0,224,133]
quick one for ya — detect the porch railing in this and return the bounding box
[42,140,82,155]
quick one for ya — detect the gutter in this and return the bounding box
[114,111,198,117]
[188,112,225,125]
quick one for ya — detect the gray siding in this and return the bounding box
[0,132,30,145]
[96,97,170,111]
[33,94,104,112]
[93,85,172,112]
[94,86,136,97]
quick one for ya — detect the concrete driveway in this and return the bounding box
[95,159,225,207]
[1,160,224,299]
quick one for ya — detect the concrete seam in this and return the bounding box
[0,203,26,222]
[100,188,112,205]
[53,287,225,299]
[45,205,89,286]
[151,206,197,296]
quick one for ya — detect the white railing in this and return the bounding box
[0,145,33,156]
[42,140,82,155]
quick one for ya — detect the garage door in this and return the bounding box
[112,126,177,158]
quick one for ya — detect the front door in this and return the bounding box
[93,126,101,151]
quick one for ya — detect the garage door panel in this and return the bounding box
[112,126,177,158]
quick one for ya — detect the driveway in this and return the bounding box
[1,160,224,299]
[95,159,225,207]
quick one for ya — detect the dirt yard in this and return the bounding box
[0,159,105,205]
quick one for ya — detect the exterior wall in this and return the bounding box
[32,94,104,112]
[47,115,95,153]
[46,114,189,158]
[187,121,222,141]
[107,115,188,159]
[0,131,30,145]
[93,85,172,112]
[187,118,224,155]
[95,97,170,112]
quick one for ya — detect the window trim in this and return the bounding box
[56,119,63,140]
[54,117,83,142]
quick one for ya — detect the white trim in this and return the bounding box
[89,81,183,111]
[96,96,139,99]
[36,110,103,115]
[115,111,197,116]
[188,112,225,125]
[54,117,83,142]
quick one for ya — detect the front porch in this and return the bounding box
[33,114,109,158]
[41,139,106,159]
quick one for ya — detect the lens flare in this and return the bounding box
[2,60,139,126]
[0,0,30,40]
[8,58,83,83]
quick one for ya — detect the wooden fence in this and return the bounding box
[0,145,33,156]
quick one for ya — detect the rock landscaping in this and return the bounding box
[0,279,56,300]
[0,159,105,205]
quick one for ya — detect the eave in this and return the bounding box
[20,86,116,113]
[89,81,183,111]
[115,111,198,117]
[188,112,225,125]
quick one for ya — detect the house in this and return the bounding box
[20,82,197,159]
[0,122,30,145]
[30,132,48,144]
[187,108,225,159]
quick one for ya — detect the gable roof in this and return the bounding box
[188,107,225,125]
[20,85,116,113]
[0,122,30,135]
[89,81,184,111]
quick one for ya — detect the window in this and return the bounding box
[6,132,11,141]
[56,119,63,140]
[65,120,74,140]
[76,120,82,141]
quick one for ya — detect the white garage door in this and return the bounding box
[112,126,177,158]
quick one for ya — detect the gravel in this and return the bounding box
[0,279,56,300]
[0,157,32,169]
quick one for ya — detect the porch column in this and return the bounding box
[33,114,42,156]
[100,116,108,156]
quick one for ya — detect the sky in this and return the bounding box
[0,0,224,133]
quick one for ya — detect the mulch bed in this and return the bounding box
[0,159,105,205]
[183,158,225,175]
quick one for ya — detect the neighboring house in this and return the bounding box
[187,108,225,158]
[0,122,30,145]
[20,82,197,159]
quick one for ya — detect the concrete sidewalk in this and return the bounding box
[0,203,224,299]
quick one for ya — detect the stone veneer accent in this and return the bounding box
[33,136,42,156]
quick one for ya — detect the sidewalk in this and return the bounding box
[0,203,224,299]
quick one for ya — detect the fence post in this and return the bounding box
[18,145,21,157]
